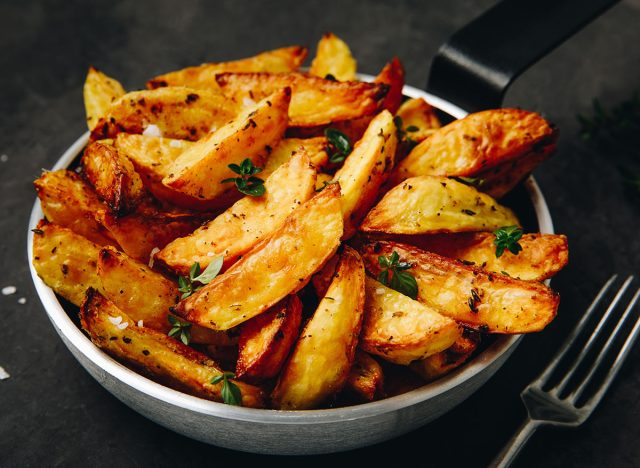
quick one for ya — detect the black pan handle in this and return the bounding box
[427,0,620,113]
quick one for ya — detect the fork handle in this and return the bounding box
[491,419,542,468]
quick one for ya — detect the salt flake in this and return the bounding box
[142,124,162,138]
[2,286,16,296]
[169,140,183,148]
[137,320,144,328]
[17,297,26,305]
[117,322,129,330]
[0,366,9,380]
[108,315,123,325]
[0,154,8,163]
[375,288,385,295]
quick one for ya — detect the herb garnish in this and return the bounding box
[449,176,485,188]
[493,226,523,258]
[178,258,224,299]
[31,228,44,235]
[167,315,192,345]
[324,128,352,163]
[393,116,419,151]
[378,251,418,299]
[315,180,338,192]
[324,73,337,81]
[221,158,266,196]
[211,371,242,406]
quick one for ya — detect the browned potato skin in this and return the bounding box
[360,176,519,235]
[174,183,344,330]
[80,289,265,408]
[95,207,205,263]
[376,57,405,114]
[34,169,116,246]
[162,88,290,202]
[82,141,147,215]
[147,46,308,89]
[97,246,234,346]
[360,241,560,333]
[309,33,357,82]
[361,277,461,365]
[345,351,384,401]
[32,221,103,306]
[157,151,317,276]
[396,98,441,143]
[409,330,481,381]
[377,232,569,282]
[271,246,365,410]
[236,295,303,382]
[216,72,388,127]
[391,109,558,197]
[90,87,239,142]
[84,66,125,130]
[333,110,397,238]
[261,137,329,177]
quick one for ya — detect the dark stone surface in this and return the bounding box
[1,0,639,466]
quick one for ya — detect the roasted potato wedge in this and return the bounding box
[410,330,480,381]
[262,137,329,176]
[236,295,302,382]
[396,97,441,143]
[80,289,265,408]
[82,141,147,215]
[315,172,334,192]
[333,110,397,238]
[375,57,405,114]
[392,109,558,197]
[345,351,384,401]
[97,246,234,345]
[271,246,365,409]
[32,221,103,306]
[361,241,560,333]
[34,169,116,246]
[157,151,316,275]
[95,208,204,262]
[386,232,569,281]
[361,276,461,365]
[216,72,388,127]
[309,32,357,81]
[174,183,344,330]
[90,87,239,141]
[147,45,308,89]
[360,176,519,234]
[83,66,125,130]
[162,88,290,202]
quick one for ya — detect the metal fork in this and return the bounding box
[493,275,640,468]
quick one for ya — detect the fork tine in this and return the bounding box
[550,276,634,396]
[569,288,640,405]
[535,275,619,387]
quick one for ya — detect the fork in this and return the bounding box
[492,275,640,468]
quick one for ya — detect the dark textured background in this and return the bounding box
[1,0,639,466]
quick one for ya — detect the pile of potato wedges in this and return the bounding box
[32,33,568,410]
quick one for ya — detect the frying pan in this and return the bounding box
[27,0,618,455]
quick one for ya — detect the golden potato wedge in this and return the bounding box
[174,183,344,330]
[345,351,384,401]
[162,88,290,202]
[392,109,558,197]
[90,87,239,142]
[309,32,357,81]
[314,172,334,192]
[34,169,116,246]
[81,141,147,215]
[410,330,480,381]
[97,246,234,346]
[157,151,316,275]
[333,110,397,238]
[361,276,461,365]
[80,289,265,408]
[147,45,308,89]
[83,66,125,130]
[271,246,365,409]
[32,221,103,306]
[95,207,204,262]
[360,176,519,235]
[216,72,388,127]
[236,295,303,382]
[387,232,569,281]
[396,97,441,143]
[262,137,329,176]
[360,241,560,333]
[375,57,405,114]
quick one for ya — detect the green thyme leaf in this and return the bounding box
[449,176,485,188]
[192,256,224,284]
[222,159,265,197]
[493,226,523,258]
[178,259,224,299]
[377,250,418,299]
[325,128,352,164]
[167,315,192,345]
[211,372,242,406]
[405,125,419,132]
